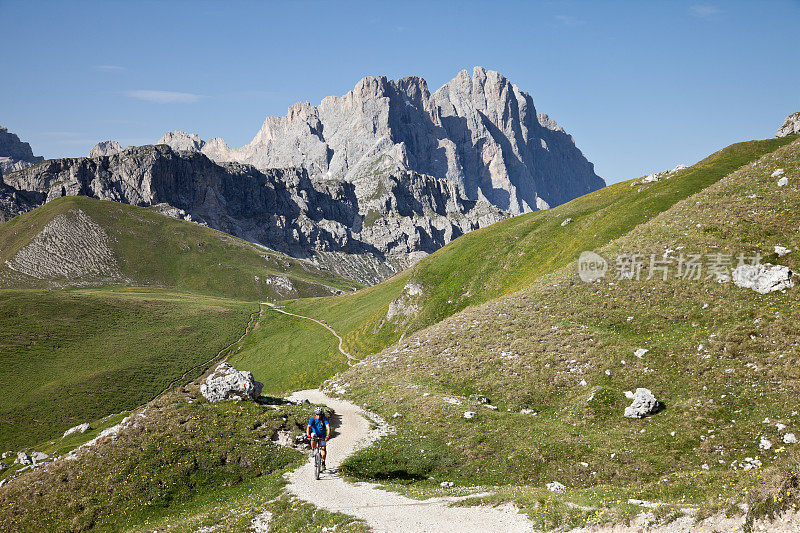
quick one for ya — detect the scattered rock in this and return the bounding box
[624,390,635,399]
[778,176,789,187]
[561,218,573,227]
[200,363,263,402]
[272,430,295,448]
[63,423,93,437]
[251,510,273,533]
[1,451,12,459]
[772,168,786,178]
[628,498,659,508]
[784,433,797,444]
[520,409,537,415]
[634,348,648,358]
[14,452,32,465]
[759,437,772,450]
[463,411,477,419]
[623,388,662,418]
[440,481,454,488]
[546,481,566,492]
[30,452,48,463]
[775,245,792,257]
[777,423,787,431]
[0,461,6,470]
[392,412,402,418]
[732,263,794,294]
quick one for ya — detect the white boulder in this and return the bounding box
[14,451,32,465]
[624,388,662,418]
[784,433,797,444]
[30,451,48,463]
[463,411,477,419]
[200,363,263,402]
[775,246,792,257]
[759,437,772,450]
[634,348,648,358]
[732,264,794,294]
[547,481,567,492]
[778,176,789,187]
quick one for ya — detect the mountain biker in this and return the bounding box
[307,407,331,470]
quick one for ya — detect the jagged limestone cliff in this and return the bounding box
[158,67,604,214]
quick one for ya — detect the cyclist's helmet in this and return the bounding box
[314,407,324,416]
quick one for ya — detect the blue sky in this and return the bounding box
[2,0,798,183]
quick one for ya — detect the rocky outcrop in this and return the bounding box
[3,145,506,283]
[624,388,661,418]
[89,140,123,158]
[777,112,800,137]
[158,67,604,214]
[0,126,44,174]
[732,263,794,294]
[63,423,93,437]
[200,363,263,402]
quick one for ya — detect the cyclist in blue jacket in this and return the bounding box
[307,407,331,470]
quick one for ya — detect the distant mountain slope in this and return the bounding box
[0,196,356,300]
[158,67,604,214]
[2,146,506,283]
[277,135,797,357]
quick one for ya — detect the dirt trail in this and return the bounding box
[262,302,360,365]
[285,389,535,533]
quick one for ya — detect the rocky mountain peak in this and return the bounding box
[89,140,123,158]
[0,126,44,174]
[165,68,603,215]
[157,131,205,152]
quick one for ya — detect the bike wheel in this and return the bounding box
[314,452,320,480]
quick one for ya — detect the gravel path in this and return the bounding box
[285,389,535,533]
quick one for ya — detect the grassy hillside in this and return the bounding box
[0,288,259,450]
[0,196,359,300]
[227,309,349,397]
[0,390,367,533]
[332,138,800,527]
[273,136,797,361]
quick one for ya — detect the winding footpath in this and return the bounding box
[284,389,535,533]
[262,302,361,365]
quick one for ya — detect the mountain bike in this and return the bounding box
[307,435,325,480]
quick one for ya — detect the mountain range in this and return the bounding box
[1,67,605,282]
